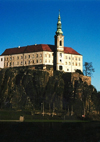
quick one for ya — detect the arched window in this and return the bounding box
[60,40,62,46]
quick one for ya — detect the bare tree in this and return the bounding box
[84,62,95,76]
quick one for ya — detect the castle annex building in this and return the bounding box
[0,13,83,72]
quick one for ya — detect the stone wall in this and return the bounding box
[71,72,91,86]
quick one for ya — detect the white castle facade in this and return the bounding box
[0,13,83,72]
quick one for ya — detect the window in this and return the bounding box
[45,60,47,63]
[28,61,30,64]
[49,60,50,63]
[65,62,67,65]
[79,58,80,61]
[59,66,63,70]
[21,56,23,59]
[13,62,14,66]
[36,54,38,58]
[25,56,27,59]
[7,57,8,61]
[13,57,14,60]
[10,62,11,66]
[33,60,34,64]
[21,61,23,65]
[69,57,71,60]
[28,55,30,58]
[36,60,38,63]
[7,62,8,66]
[76,63,77,66]
[72,57,74,60]
[33,54,34,58]
[40,54,42,57]
[17,56,19,60]
[45,54,47,57]
[25,61,26,65]
[40,59,42,63]
[60,40,62,46]
[1,58,3,61]
[60,59,62,62]
[79,63,81,66]
[60,53,62,57]
[17,62,19,65]
[10,57,12,61]
[69,62,71,65]
[75,57,77,60]
[72,62,74,66]
[67,69,69,71]
[49,54,51,58]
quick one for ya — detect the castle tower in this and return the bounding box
[54,12,64,71]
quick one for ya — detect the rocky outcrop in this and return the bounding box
[0,67,97,119]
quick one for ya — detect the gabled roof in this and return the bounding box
[1,44,81,56]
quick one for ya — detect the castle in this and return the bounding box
[0,12,83,73]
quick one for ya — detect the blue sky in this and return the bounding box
[0,0,100,91]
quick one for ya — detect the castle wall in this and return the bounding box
[0,56,4,68]
[3,51,53,68]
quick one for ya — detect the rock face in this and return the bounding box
[0,67,97,118]
[0,67,64,110]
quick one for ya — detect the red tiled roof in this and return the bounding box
[1,44,52,55]
[64,47,80,55]
[1,44,81,55]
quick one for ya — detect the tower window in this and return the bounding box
[60,40,62,46]
[59,66,63,70]
[60,53,62,57]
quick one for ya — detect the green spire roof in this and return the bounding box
[56,12,63,35]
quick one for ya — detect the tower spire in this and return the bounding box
[56,11,63,35]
